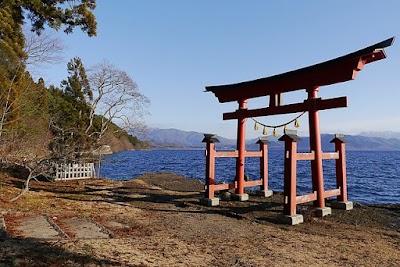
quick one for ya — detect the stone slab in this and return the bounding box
[277,214,304,225]
[60,217,110,239]
[15,215,62,239]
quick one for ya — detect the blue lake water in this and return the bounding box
[100,150,400,204]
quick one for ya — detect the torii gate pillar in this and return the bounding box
[232,99,249,201]
[307,87,331,216]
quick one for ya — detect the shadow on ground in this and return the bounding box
[0,238,139,266]
[19,172,287,226]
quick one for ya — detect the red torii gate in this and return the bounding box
[203,37,394,224]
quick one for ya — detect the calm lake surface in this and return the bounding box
[100,150,400,204]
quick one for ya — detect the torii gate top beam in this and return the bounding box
[205,37,394,103]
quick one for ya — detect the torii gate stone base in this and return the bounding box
[201,37,394,225]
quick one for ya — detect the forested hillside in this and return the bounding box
[0,1,149,180]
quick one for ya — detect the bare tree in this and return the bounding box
[5,59,151,202]
[24,30,64,76]
[1,118,54,202]
[85,60,150,142]
[8,157,53,202]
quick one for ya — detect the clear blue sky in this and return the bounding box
[38,1,400,139]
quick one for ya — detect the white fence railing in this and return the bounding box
[53,163,95,181]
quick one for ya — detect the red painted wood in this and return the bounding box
[203,136,269,195]
[205,142,216,199]
[215,151,262,158]
[223,101,307,120]
[207,57,374,103]
[307,87,326,209]
[321,152,339,160]
[223,96,347,120]
[245,151,263,157]
[335,141,348,202]
[236,99,247,195]
[205,180,263,191]
[296,192,317,204]
[215,151,238,158]
[206,37,393,103]
[315,97,348,111]
[260,142,268,191]
[283,138,298,216]
[212,183,231,191]
[324,189,341,199]
[296,152,315,161]
[244,180,263,187]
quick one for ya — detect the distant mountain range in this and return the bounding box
[145,128,400,151]
[357,131,400,140]
[146,128,237,149]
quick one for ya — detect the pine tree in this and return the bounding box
[0,1,97,137]
[0,0,97,37]
[0,5,26,136]
[62,57,93,115]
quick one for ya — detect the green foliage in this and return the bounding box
[48,85,81,130]
[17,71,49,131]
[49,57,91,129]
[0,5,26,67]
[0,71,51,161]
[0,5,26,130]
[47,59,94,157]
[62,57,93,102]
[59,57,92,129]
[0,1,148,159]
[1,0,97,37]
[0,0,97,143]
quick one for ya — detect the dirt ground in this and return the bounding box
[0,172,399,266]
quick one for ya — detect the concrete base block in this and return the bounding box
[315,207,332,217]
[331,201,353,210]
[200,197,219,207]
[256,190,273,197]
[277,214,304,225]
[231,193,249,201]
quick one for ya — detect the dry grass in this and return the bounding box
[0,172,399,266]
